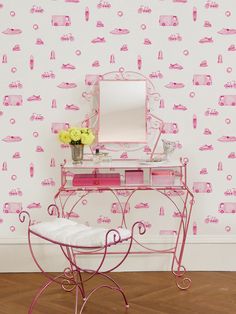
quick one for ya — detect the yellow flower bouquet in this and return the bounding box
[58,127,95,146]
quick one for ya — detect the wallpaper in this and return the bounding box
[0,0,236,242]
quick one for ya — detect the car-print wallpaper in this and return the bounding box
[0,0,236,244]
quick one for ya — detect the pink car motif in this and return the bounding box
[149,71,163,79]
[91,37,106,43]
[3,95,23,106]
[41,71,55,79]
[27,202,41,209]
[165,82,185,88]
[205,1,219,8]
[115,190,130,197]
[97,1,111,8]
[62,64,76,70]
[204,215,219,223]
[199,144,214,151]
[3,202,22,214]
[218,95,236,106]
[30,5,44,13]
[173,104,187,110]
[120,152,128,159]
[224,189,236,196]
[111,202,130,214]
[51,122,70,134]
[200,168,208,174]
[30,113,44,121]
[110,28,130,35]
[218,136,236,142]
[218,202,236,214]
[9,188,22,196]
[9,81,23,89]
[65,104,80,111]
[12,44,21,51]
[172,211,186,218]
[138,5,152,13]
[65,212,80,218]
[168,33,182,41]
[199,37,213,43]
[203,128,212,135]
[193,182,212,193]
[41,178,55,186]
[159,229,177,235]
[159,15,179,26]
[51,15,71,26]
[161,122,179,134]
[169,63,183,70]
[97,215,111,224]
[61,33,74,41]
[204,20,212,27]
[164,190,184,197]
[2,136,22,143]
[135,202,149,209]
[193,74,212,86]
[204,108,219,116]
[228,44,236,51]
[27,95,41,101]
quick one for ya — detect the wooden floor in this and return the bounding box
[0,272,236,314]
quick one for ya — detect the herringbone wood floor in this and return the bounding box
[0,272,236,314]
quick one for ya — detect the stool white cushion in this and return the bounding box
[30,218,131,247]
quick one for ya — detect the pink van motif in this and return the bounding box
[9,81,23,89]
[218,202,236,214]
[2,136,22,143]
[161,122,179,134]
[51,122,70,134]
[57,82,77,88]
[217,136,236,142]
[110,28,129,35]
[218,95,236,106]
[193,75,212,86]
[3,95,23,106]
[159,15,179,26]
[3,202,22,214]
[2,28,22,35]
[51,15,71,26]
[193,182,212,193]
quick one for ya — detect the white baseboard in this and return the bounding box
[1,240,236,272]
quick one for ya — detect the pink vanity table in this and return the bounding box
[50,157,194,290]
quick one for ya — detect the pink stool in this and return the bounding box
[19,211,145,314]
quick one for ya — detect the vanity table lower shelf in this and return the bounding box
[50,159,194,290]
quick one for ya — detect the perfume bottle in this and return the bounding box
[93,148,101,163]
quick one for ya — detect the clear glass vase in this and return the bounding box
[70,144,84,164]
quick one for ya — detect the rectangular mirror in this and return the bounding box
[98,80,147,143]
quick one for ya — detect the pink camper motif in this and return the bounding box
[218,202,236,214]
[111,202,130,214]
[3,95,23,106]
[161,122,179,134]
[3,202,22,214]
[193,74,212,86]
[51,15,71,26]
[51,122,70,134]
[218,95,236,106]
[193,182,212,193]
[159,15,179,26]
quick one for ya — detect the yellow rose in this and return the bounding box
[69,128,81,141]
[58,130,71,144]
[81,132,95,145]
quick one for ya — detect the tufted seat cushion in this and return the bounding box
[30,218,131,248]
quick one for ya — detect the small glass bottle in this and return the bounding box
[93,148,101,163]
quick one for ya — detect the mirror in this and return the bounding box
[98,80,147,143]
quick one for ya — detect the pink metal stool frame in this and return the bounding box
[19,211,146,314]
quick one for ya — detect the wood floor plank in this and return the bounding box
[0,272,236,314]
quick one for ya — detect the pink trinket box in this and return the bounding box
[72,173,121,186]
[151,169,175,186]
[125,170,144,185]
